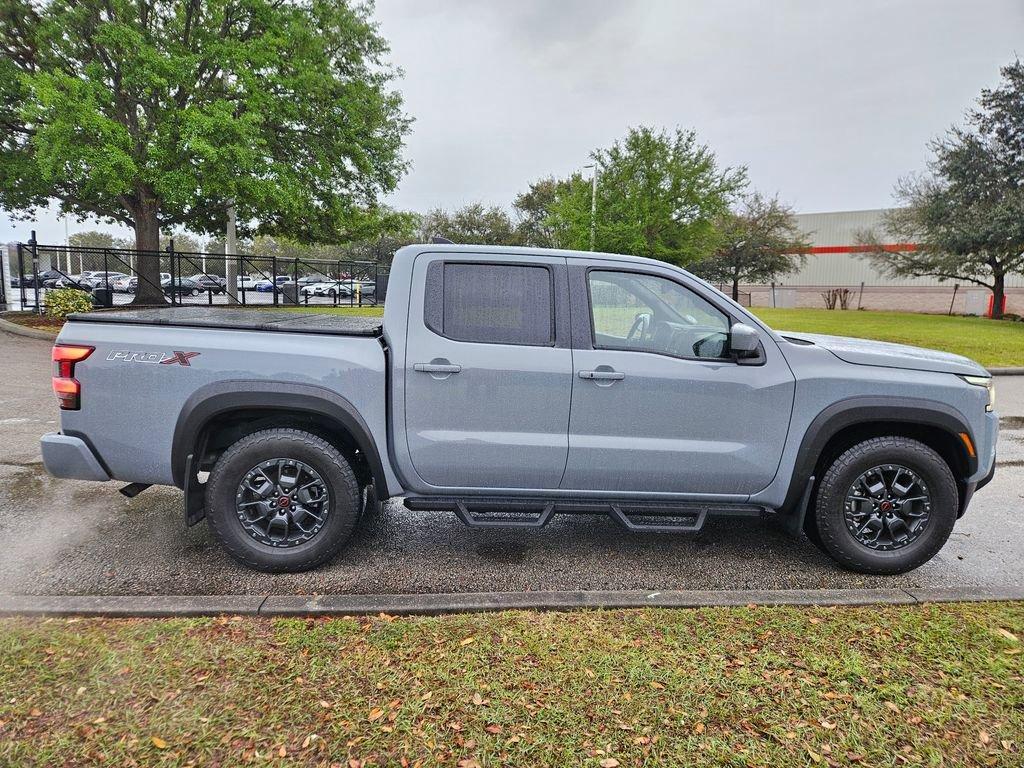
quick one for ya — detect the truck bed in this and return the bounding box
[67,307,383,336]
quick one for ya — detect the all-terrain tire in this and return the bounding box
[205,428,361,572]
[814,436,958,575]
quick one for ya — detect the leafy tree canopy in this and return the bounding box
[0,0,410,302]
[543,126,746,265]
[690,193,809,301]
[416,203,521,246]
[861,59,1024,318]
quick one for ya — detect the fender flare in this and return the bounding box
[779,395,977,514]
[171,380,389,495]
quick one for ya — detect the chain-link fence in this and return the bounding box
[7,235,389,313]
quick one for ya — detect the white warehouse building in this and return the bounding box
[739,209,1024,315]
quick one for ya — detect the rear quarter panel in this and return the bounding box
[56,321,390,487]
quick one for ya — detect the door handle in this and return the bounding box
[414,363,462,374]
[579,369,625,380]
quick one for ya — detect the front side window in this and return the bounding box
[588,270,730,359]
[437,263,554,345]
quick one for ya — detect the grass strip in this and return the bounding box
[1,602,1021,766]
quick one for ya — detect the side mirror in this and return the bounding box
[729,322,760,358]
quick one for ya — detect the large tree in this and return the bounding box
[690,193,809,301]
[861,59,1024,319]
[543,126,745,265]
[0,0,409,303]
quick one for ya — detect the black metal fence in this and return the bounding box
[7,233,389,313]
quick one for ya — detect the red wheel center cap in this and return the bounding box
[880,501,893,512]
[277,496,291,509]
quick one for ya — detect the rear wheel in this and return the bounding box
[205,428,361,572]
[814,436,958,575]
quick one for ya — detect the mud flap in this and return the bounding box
[781,475,816,537]
[183,453,206,526]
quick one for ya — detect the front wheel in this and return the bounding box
[814,436,958,575]
[205,428,362,572]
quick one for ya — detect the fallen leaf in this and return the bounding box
[151,736,168,749]
[807,747,822,763]
[278,746,287,758]
[472,692,484,706]
[368,707,386,722]
[92,717,106,724]
[599,759,620,768]
[979,730,991,745]
[318,700,331,708]
[650,681,665,690]
[460,637,476,646]
[693,722,705,734]
[28,708,41,718]
[996,628,1019,643]
[76,687,86,696]
[485,724,502,734]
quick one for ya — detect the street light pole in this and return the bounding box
[584,163,599,251]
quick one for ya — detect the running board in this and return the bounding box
[404,497,767,532]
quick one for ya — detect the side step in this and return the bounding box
[404,497,766,533]
[608,504,706,533]
[454,500,555,529]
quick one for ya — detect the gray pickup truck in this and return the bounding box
[41,244,997,575]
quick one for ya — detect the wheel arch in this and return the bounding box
[171,380,390,498]
[781,396,977,523]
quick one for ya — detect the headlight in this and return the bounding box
[962,375,995,412]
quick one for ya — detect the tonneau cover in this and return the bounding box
[67,307,382,336]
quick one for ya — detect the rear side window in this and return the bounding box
[426,262,553,345]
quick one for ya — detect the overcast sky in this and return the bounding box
[4,0,1023,245]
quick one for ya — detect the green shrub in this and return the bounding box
[44,288,94,321]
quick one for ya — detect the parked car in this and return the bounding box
[237,276,260,291]
[188,274,226,293]
[54,274,95,291]
[86,271,130,290]
[16,269,65,289]
[42,243,997,576]
[297,273,330,286]
[255,276,292,292]
[161,277,203,296]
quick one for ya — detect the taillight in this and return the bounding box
[52,344,94,410]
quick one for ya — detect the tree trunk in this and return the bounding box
[731,276,740,302]
[130,203,168,306]
[991,272,1005,320]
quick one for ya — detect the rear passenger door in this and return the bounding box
[404,253,573,490]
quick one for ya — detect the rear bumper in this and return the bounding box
[40,433,110,482]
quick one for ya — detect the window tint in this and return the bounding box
[588,270,730,359]
[438,263,553,345]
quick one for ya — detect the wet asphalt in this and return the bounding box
[1,329,1022,596]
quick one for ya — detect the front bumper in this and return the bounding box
[40,433,110,482]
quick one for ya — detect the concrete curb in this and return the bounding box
[1,587,1021,618]
[0,315,58,341]
[991,367,1024,376]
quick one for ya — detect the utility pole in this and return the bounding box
[225,202,239,303]
[584,163,599,251]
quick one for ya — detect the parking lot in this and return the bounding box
[0,327,1022,597]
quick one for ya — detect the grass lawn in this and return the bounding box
[752,308,1023,368]
[1,603,1021,766]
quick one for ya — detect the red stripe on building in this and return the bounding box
[805,243,917,254]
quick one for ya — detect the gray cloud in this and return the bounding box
[4,0,1022,244]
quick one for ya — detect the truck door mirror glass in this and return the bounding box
[729,323,760,357]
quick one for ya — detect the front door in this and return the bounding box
[562,264,795,497]
[404,253,573,490]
